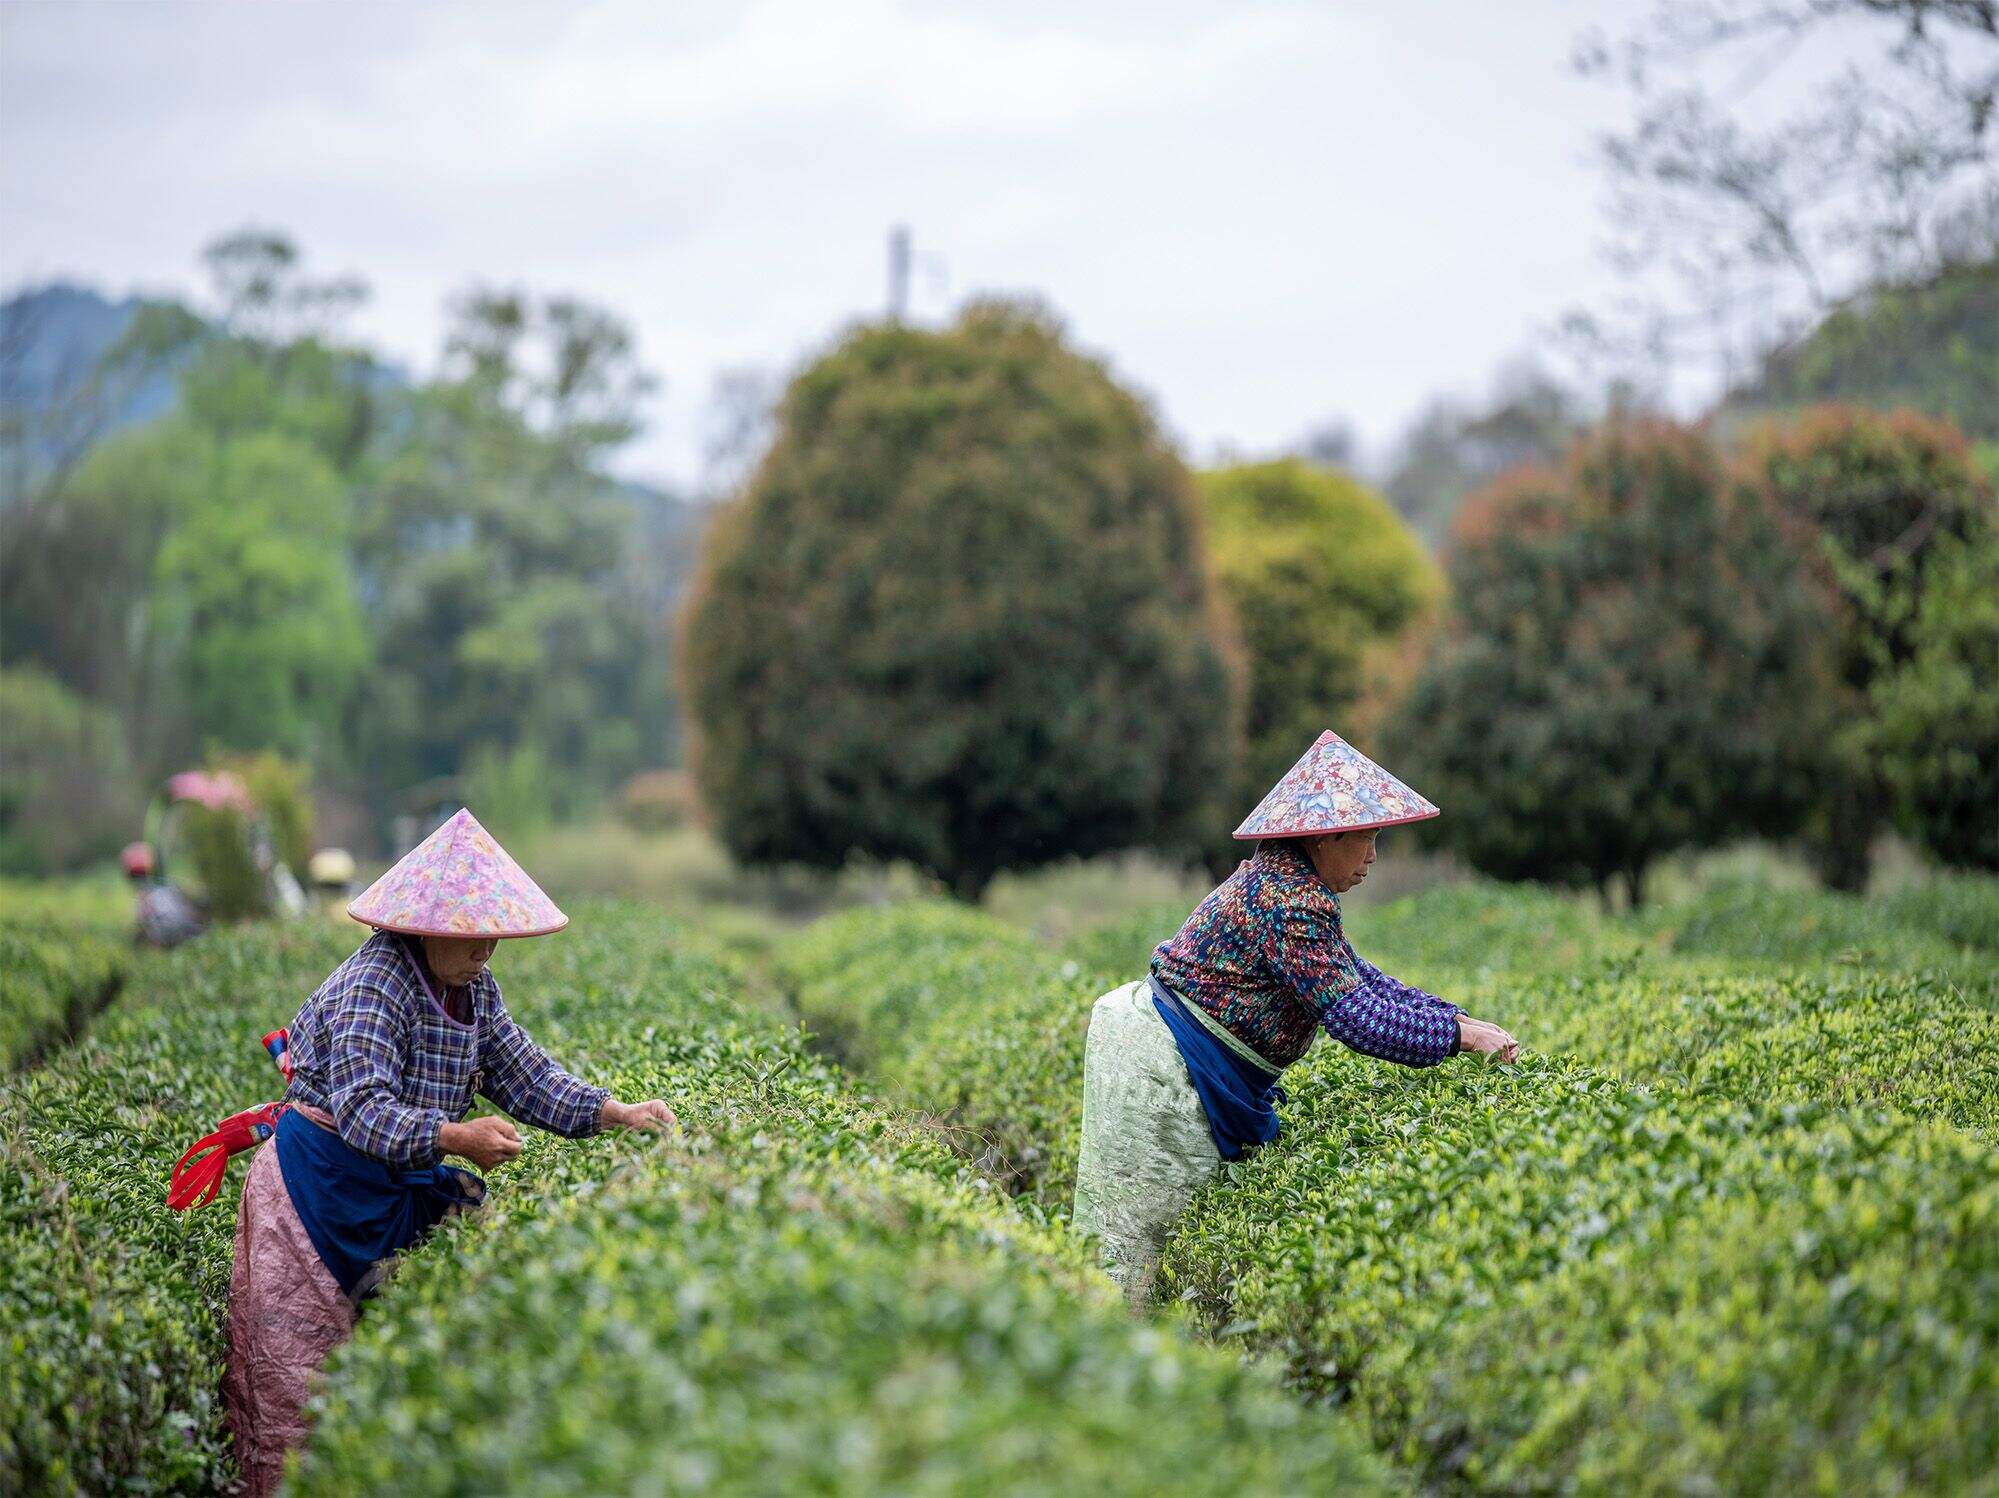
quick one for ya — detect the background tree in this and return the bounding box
[351,288,665,825]
[0,667,139,875]
[1574,0,1999,385]
[1394,420,1836,906]
[150,428,367,762]
[1199,459,1439,856]
[1870,522,1999,870]
[1744,405,1994,886]
[1380,363,1587,547]
[679,300,1245,900]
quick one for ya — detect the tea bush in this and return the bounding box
[1161,1052,1999,1493]
[301,907,1384,1492]
[782,901,1097,1204]
[790,885,1999,1490]
[3,903,1387,1494]
[1,920,357,1493]
[1636,873,1999,982]
[0,922,127,1068]
[301,1134,1383,1495]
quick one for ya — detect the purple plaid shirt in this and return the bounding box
[285,931,608,1168]
[1151,840,1461,1070]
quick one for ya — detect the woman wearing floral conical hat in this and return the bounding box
[200,810,675,1496]
[1072,732,1520,1300]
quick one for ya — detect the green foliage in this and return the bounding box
[1396,420,1837,903]
[1631,873,1999,975]
[794,874,1999,1491]
[1,904,1386,1495]
[1743,405,1995,883]
[460,741,556,847]
[151,428,367,759]
[1731,256,1999,442]
[1162,1063,1998,1494]
[4,233,680,840]
[1416,1147,1998,1494]
[0,921,358,1493]
[1870,525,1999,870]
[210,750,314,879]
[0,872,132,933]
[302,1150,1382,1497]
[169,797,280,925]
[680,300,1245,900]
[1199,460,1440,852]
[783,902,1095,1203]
[0,924,126,1069]
[0,668,140,876]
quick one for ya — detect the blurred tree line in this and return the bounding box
[682,304,1995,905]
[0,232,686,872]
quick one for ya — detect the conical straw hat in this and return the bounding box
[1233,730,1439,840]
[348,809,567,938]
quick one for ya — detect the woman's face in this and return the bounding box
[421,935,498,986]
[1306,830,1378,893]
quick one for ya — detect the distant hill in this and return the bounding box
[1718,255,1999,444]
[0,284,179,486]
[1,281,413,497]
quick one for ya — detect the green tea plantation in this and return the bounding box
[4,874,1995,1494]
[782,875,1999,1494]
[1,904,1381,1496]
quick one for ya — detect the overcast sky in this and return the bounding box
[4,1,1668,489]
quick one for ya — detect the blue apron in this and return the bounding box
[274,1109,485,1298]
[1149,977,1284,1160]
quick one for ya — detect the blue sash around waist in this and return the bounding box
[1149,977,1284,1160]
[274,1109,485,1297]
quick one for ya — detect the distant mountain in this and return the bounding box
[0,283,179,485]
[1717,255,1999,444]
[1,281,413,497]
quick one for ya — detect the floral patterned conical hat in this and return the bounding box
[1234,730,1439,839]
[348,809,567,938]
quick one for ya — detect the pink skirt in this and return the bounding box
[220,1135,356,1497]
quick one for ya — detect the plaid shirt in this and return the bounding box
[286,931,608,1169]
[1151,840,1461,1070]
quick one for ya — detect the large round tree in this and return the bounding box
[1394,420,1837,907]
[678,301,1244,899]
[1744,406,1994,886]
[1199,459,1440,857]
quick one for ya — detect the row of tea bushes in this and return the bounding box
[783,901,1102,1206]
[1427,960,1999,1131]
[786,894,1999,1490]
[290,910,1386,1492]
[1,904,1388,1494]
[2,921,365,1493]
[301,1113,1382,1493]
[1160,1048,1999,1493]
[1634,872,1999,983]
[0,921,128,1068]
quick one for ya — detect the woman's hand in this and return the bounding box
[1456,1015,1520,1064]
[600,1097,677,1134]
[440,1115,522,1169]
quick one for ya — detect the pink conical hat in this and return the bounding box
[348,809,567,938]
[1234,730,1439,840]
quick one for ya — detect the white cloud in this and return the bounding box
[1,0,1642,488]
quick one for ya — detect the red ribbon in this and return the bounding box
[165,1026,297,1211]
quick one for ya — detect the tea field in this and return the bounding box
[3,873,1996,1493]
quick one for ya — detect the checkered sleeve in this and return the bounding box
[1351,951,1463,1022]
[1278,906,1458,1068]
[321,968,446,1168]
[477,985,608,1137]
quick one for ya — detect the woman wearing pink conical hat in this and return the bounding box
[1071,731,1521,1300]
[177,809,676,1496]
